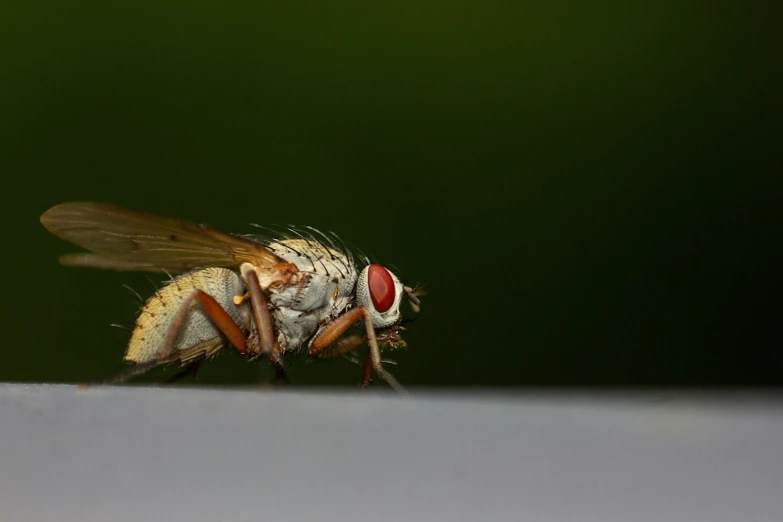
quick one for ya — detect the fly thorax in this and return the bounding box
[275,271,345,313]
[265,239,357,313]
[267,240,356,283]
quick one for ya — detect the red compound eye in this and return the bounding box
[368,264,395,313]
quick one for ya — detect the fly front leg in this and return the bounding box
[360,328,403,387]
[310,307,407,394]
[310,332,365,359]
[311,327,402,387]
[310,331,367,387]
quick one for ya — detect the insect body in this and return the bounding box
[126,267,250,365]
[40,203,420,391]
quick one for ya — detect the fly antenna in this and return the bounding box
[403,285,422,314]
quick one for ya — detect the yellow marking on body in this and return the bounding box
[233,293,249,305]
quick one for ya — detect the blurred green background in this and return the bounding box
[1,1,780,386]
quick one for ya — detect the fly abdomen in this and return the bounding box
[125,267,251,364]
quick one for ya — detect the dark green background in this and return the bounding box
[2,2,781,386]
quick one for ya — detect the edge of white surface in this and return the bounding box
[1,384,782,522]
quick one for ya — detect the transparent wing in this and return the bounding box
[40,202,292,274]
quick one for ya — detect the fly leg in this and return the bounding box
[243,270,287,381]
[164,360,202,384]
[361,352,372,387]
[257,355,291,386]
[309,308,407,394]
[275,365,291,385]
[310,329,400,388]
[98,290,249,385]
[310,332,365,359]
[309,331,367,386]
[93,360,160,385]
[360,328,403,387]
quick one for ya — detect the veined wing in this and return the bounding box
[40,202,296,275]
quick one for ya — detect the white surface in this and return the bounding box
[1,384,782,521]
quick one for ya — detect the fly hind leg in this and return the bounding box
[92,290,249,386]
[163,360,203,384]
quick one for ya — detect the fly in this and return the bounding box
[40,202,421,392]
